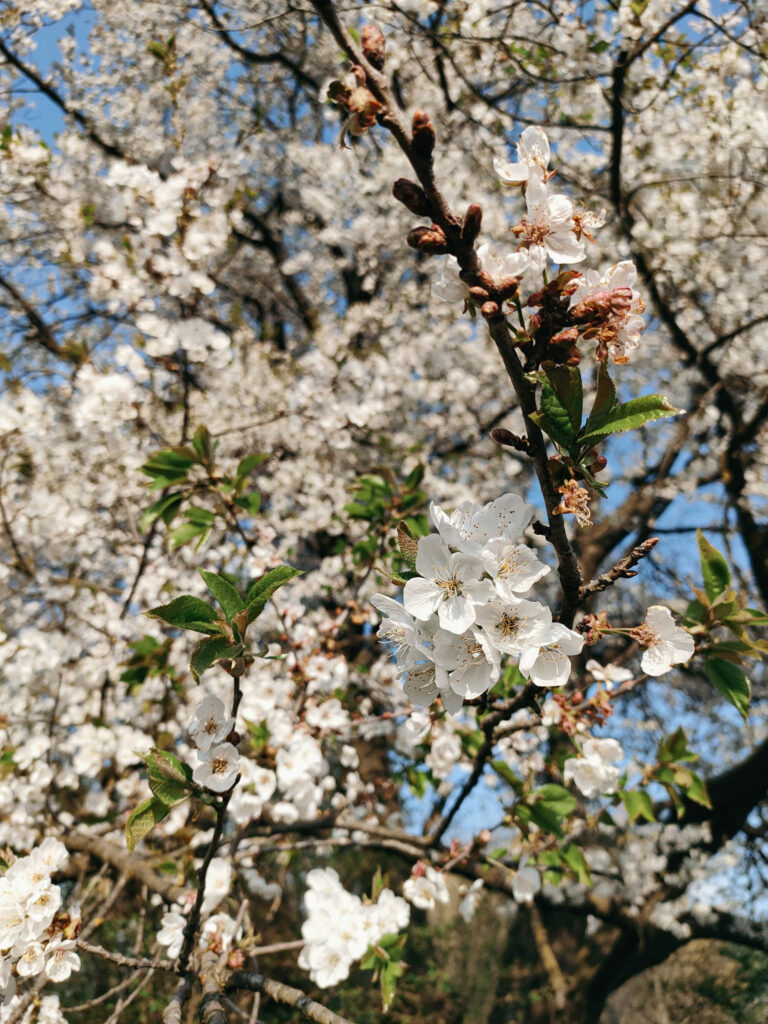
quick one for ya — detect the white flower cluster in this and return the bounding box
[563,737,623,799]
[372,493,583,714]
[432,126,651,369]
[0,839,79,1002]
[298,868,410,988]
[189,695,241,793]
[402,864,450,910]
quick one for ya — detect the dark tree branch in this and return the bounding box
[228,971,359,1024]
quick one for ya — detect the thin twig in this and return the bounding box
[76,939,176,973]
[228,971,359,1024]
[101,967,156,1024]
[579,537,659,599]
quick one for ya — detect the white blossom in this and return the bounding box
[403,866,450,910]
[193,742,241,793]
[564,738,624,799]
[494,126,551,185]
[189,695,235,753]
[518,623,584,687]
[638,606,695,677]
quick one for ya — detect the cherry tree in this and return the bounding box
[0,2,766,1023]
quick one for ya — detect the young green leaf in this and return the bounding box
[579,394,680,447]
[141,449,195,490]
[658,727,697,764]
[531,382,577,452]
[199,569,245,621]
[146,595,220,634]
[191,425,214,463]
[696,530,731,602]
[140,492,184,532]
[190,635,242,681]
[245,565,303,622]
[621,790,655,823]
[543,363,583,433]
[584,362,617,431]
[562,844,592,884]
[533,783,577,817]
[236,453,266,480]
[125,796,170,851]
[705,657,751,720]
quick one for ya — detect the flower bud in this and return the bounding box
[392,178,432,216]
[491,428,529,452]
[411,110,436,159]
[406,224,448,254]
[481,301,500,318]
[468,285,490,301]
[460,203,483,245]
[498,276,521,300]
[361,24,386,69]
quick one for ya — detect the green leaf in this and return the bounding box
[404,514,430,537]
[534,783,577,817]
[237,453,266,479]
[621,790,655,823]
[190,635,242,681]
[404,464,425,490]
[531,382,577,452]
[141,449,195,490]
[658,726,697,764]
[244,718,270,755]
[490,760,523,793]
[148,748,193,785]
[191,425,213,463]
[543,364,583,433]
[145,748,194,805]
[245,565,303,623]
[584,362,616,431]
[562,844,592,884]
[234,491,261,515]
[125,797,170,851]
[141,492,184,532]
[684,598,708,624]
[516,803,563,838]
[146,595,220,634]
[696,530,731,602]
[380,957,405,1012]
[705,658,751,720]
[169,521,212,551]
[685,771,712,809]
[146,40,167,60]
[406,766,428,798]
[579,393,680,446]
[199,569,245,621]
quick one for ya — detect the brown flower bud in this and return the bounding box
[461,203,483,245]
[361,24,386,70]
[411,110,436,159]
[392,178,432,216]
[491,428,529,452]
[498,276,521,300]
[481,301,500,318]
[406,224,449,254]
[551,327,579,347]
[468,285,490,301]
